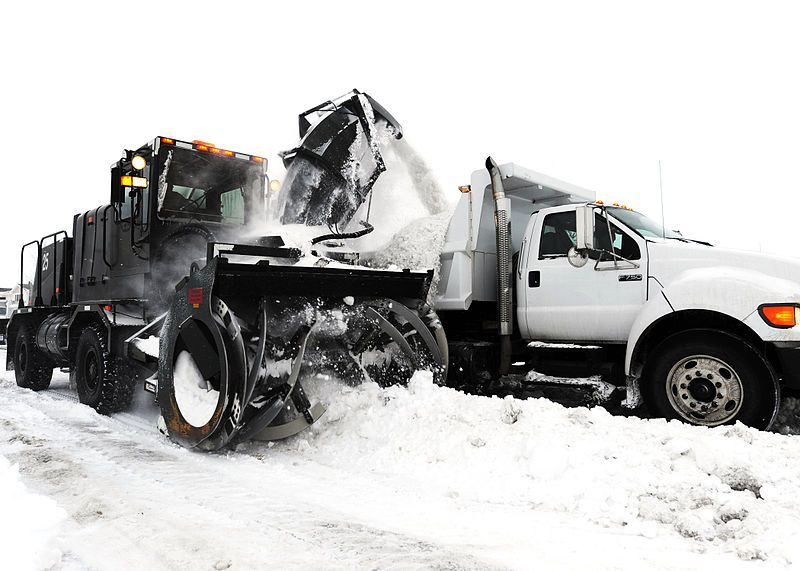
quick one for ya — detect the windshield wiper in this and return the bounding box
[665,236,712,246]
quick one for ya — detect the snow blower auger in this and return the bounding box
[157,241,445,451]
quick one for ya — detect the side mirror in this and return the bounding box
[110,164,123,204]
[575,204,595,250]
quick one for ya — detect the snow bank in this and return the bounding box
[262,372,800,565]
[0,454,66,570]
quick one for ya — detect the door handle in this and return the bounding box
[528,271,540,288]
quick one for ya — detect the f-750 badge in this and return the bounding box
[619,274,642,282]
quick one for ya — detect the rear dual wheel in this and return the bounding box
[643,330,779,430]
[14,326,53,391]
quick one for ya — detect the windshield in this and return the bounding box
[157,147,264,225]
[607,207,682,239]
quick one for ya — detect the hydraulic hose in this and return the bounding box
[310,221,374,245]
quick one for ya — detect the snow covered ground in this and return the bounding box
[3,346,800,570]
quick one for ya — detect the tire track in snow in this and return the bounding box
[0,374,500,570]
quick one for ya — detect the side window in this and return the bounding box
[119,178,133,221]
[594,214,640,260]
[135,163,150,231]
[539,211,577,258]
[220,189,245,225]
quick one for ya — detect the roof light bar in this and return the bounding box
[160,137,264,162]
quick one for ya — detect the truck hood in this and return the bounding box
[647,240,800,317]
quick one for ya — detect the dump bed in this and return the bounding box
[436,163,596,311]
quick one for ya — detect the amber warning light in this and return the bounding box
[759,304,800,328]
[121,175,148,188]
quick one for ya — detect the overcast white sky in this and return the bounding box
[1,0,799,287]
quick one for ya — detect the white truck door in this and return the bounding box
[519,206,647,343]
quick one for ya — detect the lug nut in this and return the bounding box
[715,382,722,388]
[712,401,718,407]
[707,374,713,379]
[696,371,702,376]
[690,402,696,408]
[682,394,689,400]
[680,383,687,389]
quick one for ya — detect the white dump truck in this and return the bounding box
[435,158,798,430]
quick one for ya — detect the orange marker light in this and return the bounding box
[760,305,799,328]
[192,140,215,147]
[596,200,604,205]
[104,305,112,311]
[252,156,264,162]
[222,150,234,156]
[197,145,209,151]
[121,175,132,186]
[161,137,175,144]
[210,147,221,154]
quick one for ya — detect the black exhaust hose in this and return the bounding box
[486,157,513,376]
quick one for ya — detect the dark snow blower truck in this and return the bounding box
[6,91,446,451]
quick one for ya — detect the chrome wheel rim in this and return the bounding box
[666,354,743,426]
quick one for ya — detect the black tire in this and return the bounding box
[75,324,135,414]
[14,326,53,391]
[642,329,779,429]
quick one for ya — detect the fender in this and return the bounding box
[626,266,800,375]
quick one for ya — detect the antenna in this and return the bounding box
[659,160,665,239]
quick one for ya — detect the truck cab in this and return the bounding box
[517,203,647,343]
[436,162,797,430]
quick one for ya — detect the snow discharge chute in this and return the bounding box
[278,89,403,231]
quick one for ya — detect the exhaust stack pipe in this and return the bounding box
[486,157,513,376]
